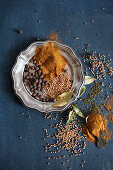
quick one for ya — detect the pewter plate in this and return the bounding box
[12,41,84,113]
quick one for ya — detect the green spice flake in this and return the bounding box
[90,102,101,114]
[83,81,102,105]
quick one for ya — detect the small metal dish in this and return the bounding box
[12,41,84,113]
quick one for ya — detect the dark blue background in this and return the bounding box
[0,0,113,170]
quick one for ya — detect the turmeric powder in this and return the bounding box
[108,115,113,124]
[104,96,113,112]
[87,113,104,137]
[82,113,112,144]
[82,124,96,143]
[33,41,66,81]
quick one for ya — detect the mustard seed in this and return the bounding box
[81,164,84,167]
[17,30,22,34]
[37,20,40,23]
[18,136,22,139]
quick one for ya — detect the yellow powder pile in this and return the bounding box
[82,124,96,143]
[33,41,66,81]
[82,114,112,143]
[104,96,113,112]
[87,113,104,138]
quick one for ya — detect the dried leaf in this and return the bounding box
[56,91,72,101]
[52,99,69,107]
[52,91,73,107]
[67,110,77,124]
[73,104,85,118]
[79,86,86,97]
[85,76,96,85]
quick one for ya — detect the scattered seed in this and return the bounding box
[37,20,40,23]
[73,37,79,40]
[17,30,22,34]
[18,136,22,139]
[90,20,94,23]
[97,33,100,37]
[26,115,30,118]
[82,160,85,162]
[21,112,24,115]
[66,159,69,162]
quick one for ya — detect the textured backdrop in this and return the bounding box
[0,0,113,170]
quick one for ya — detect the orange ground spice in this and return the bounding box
[82,124,96,143]
[87,113,104,138]
[108,115,113,124]
[104,96,113,112]
[33,41,66,81]
[82,114,111,143]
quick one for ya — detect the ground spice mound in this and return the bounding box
[104,96,113,112]
[82,113,112,144]
[87,113,104,137]
[55,121,85,152]
[82,124,96,143]
[102,116,108,129]
[33,41,66,81]
[108,115,113,124]
[43,71,72,99]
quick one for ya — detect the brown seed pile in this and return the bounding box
[105,63,113,76]
[55,121,85,153]
[43,114,86,168]
[83,53,113,79]
[43,71,72,99]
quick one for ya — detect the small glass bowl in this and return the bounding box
[12,41,84,113]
